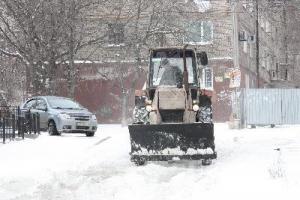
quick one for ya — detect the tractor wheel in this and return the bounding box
[133,157,146,166]
[202,159,212,166]
[197,106,212,123]
[132,106,149,124]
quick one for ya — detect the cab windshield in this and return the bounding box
[150,49,197,87]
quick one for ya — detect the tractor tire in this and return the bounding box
[132,157,146,166]
[132,106,149,124]
[202,159,212,166]
[197,106,212,123]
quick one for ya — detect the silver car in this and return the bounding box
[21,96,98,136]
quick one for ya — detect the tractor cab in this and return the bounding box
[149,48,198,88]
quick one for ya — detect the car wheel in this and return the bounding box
[86,132,95,137]
[48,121,60,136]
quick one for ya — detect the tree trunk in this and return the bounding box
[67,2,78,98]
[67,14,76,98]
[48,57,57,95]
[121,90,128,127]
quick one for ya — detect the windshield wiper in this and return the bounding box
[65,107,82,110]
[53,107,63,109]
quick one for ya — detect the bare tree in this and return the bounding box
[0,0,108,98]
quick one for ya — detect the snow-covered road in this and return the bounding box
[1,124,300,200]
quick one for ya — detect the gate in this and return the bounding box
[0,106,40,144]
[239,89,300,126]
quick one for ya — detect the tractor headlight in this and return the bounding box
[146,105,152,112]
[145,99,152,112]
[192,100,199,111]
[192,104,199,111]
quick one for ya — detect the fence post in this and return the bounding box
[1,119,2,143]
[12,113,15,139]
[17,107,21,137]
[2,118,5,144]
[37,113,40,134]
[33,114,36,134]
[21,117,24,140]
[28,110,32,134]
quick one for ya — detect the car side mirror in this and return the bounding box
[196,52,208,66]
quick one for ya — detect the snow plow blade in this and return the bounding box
[128,123,216,164]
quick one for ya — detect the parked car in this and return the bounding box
[21,96,98,136]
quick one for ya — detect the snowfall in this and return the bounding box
[1,124,300,200]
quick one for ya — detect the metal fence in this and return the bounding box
[0,107,40,144]
[238,89,300,127]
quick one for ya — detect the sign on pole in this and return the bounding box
[229,68,241,88]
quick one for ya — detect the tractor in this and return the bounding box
[128,46,216,165]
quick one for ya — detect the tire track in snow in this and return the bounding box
[93,136,111,146]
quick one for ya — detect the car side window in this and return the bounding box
[36,99,47,110]
[24,99,37,109]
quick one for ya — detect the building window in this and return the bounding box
[265,20,271,33]
[184,21,213,45]
[193,0,211,12]
[271,70,276,79]
[107,23,125,45]
[201,67,213,89]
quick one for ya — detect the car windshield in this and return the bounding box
[47,97,83,110]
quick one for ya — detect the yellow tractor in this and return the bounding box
[129,46,216,165]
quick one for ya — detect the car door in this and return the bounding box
[35,98,49,129]
[22,98,38,128]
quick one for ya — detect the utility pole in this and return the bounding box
[283,0,288,65]
[256,0,260,88]
[232,0,239,70]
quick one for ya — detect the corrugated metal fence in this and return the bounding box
[239,89,300,126]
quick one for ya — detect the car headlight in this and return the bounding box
[91,114,97,120]
[58,113,71,119]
